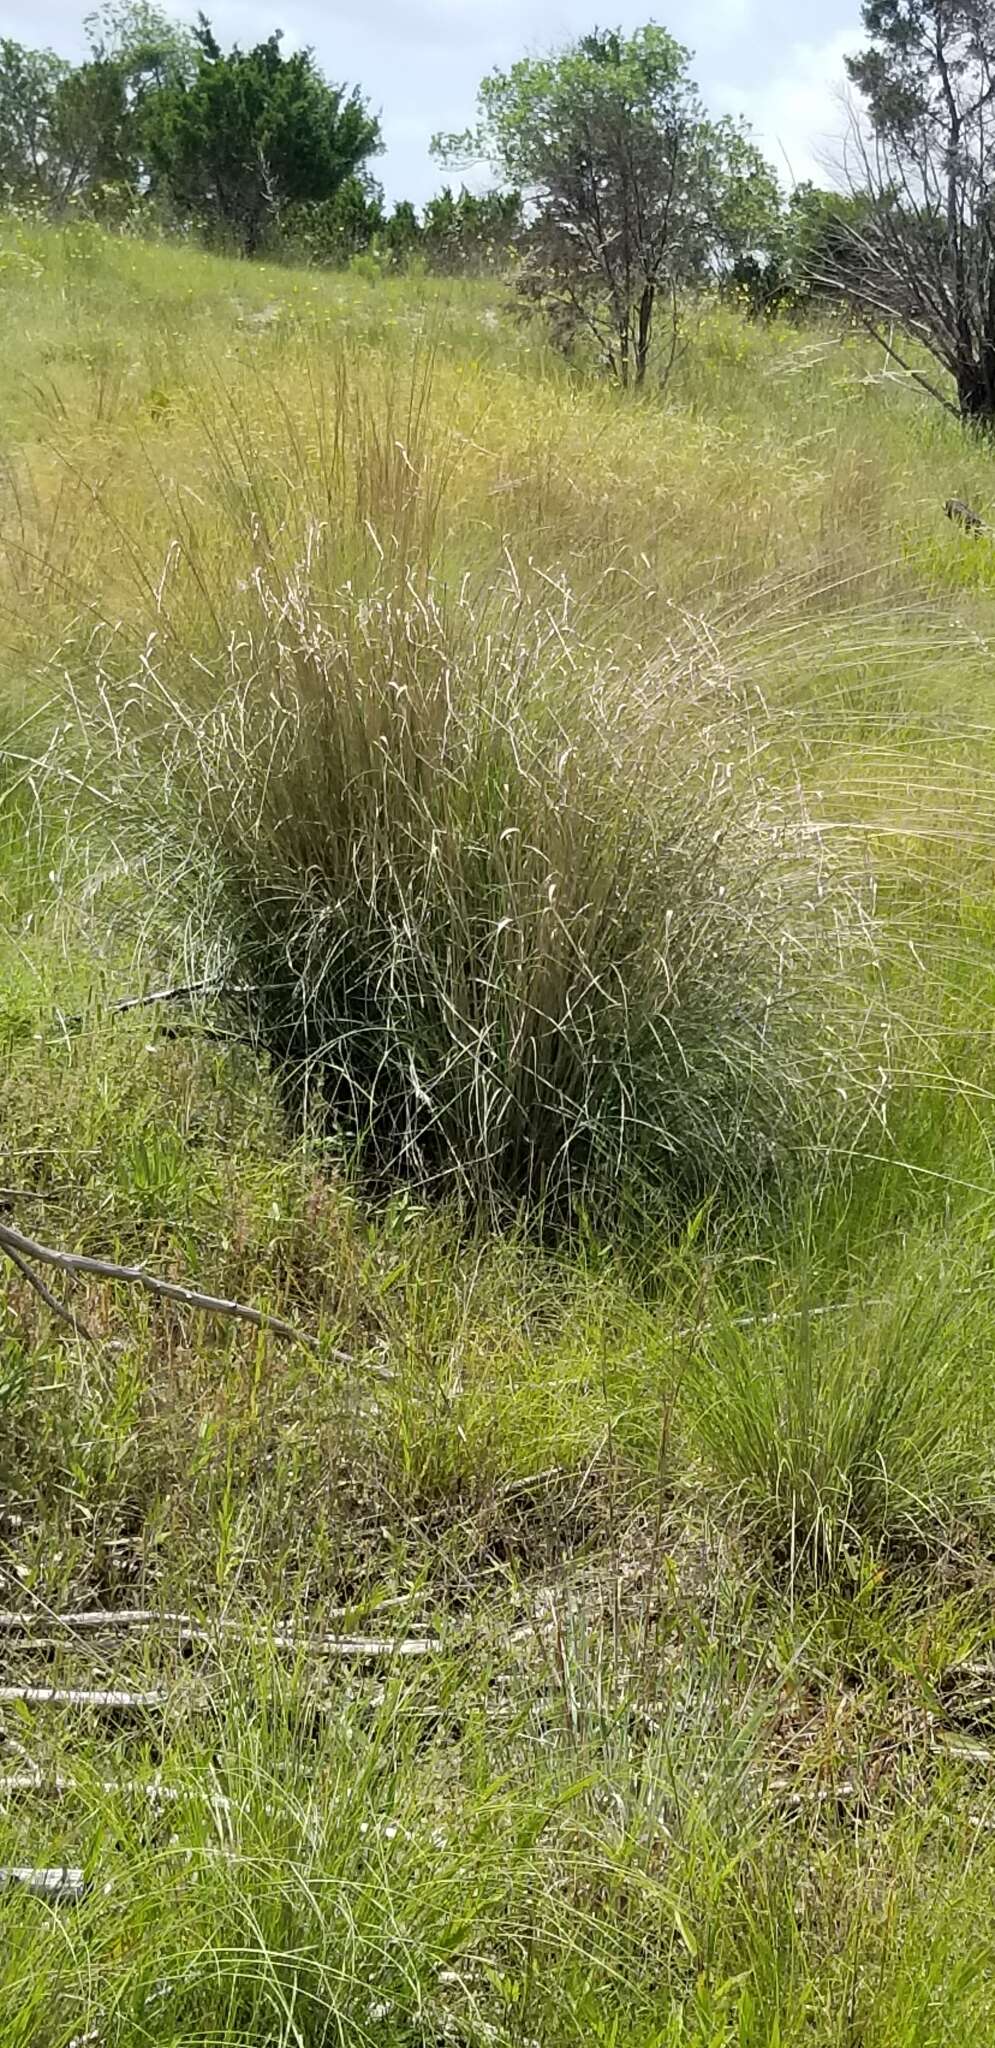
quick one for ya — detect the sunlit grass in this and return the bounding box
[3,216,995,2040]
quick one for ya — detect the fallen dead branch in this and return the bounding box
[0,1685,168,1711]
[0,1770,234,1816]
[0,1608,441,1657]
[51,980,258,1048]
[0,1770,179,1801]
[0,1216,392,1380]
[0,1865,85,1900]
[54,978,252,1031]
[0,1595,420,1631]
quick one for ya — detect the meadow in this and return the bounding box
[5,214,995,2042]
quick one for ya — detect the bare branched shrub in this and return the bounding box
[833,2,995,427]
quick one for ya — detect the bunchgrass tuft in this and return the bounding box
[685,1255,989,1571]
[66,516,870,1228]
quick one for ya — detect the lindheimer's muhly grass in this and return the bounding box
[65,512,874,1228]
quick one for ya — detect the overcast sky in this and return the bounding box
[1,0,863,205]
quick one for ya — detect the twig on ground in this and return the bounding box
[0,1591,418,1631]
[0,1769,231,1811]
[2,1241,92,1341]
[0,1216,391,1379]
[103,979,232,1015]
[0,1685,168,1710]
[0,1609,440,1656]
[52,979,261,1040]
[56,979,241,1029]
[0,1865,86,1900]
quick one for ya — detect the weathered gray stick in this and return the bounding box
[0,1610,440,1656]
[0,1216,391,1380]
[0,1685,167,1710]
[0,1865,86,1900]
[2,1240,91,1340]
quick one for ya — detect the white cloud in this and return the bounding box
[712,26,863,190]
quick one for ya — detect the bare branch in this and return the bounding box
[849,305,963,414]
[0,1867,86,1901]
[54,979,257,1035]
[0,1609,441,1656]
[0,1685,167,1710]
[0,1219,392,1381]
[2,1242,92,1342]
[835,5,995,427]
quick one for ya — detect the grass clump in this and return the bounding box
[686,1257,989,1570]
[71,524,867,1229]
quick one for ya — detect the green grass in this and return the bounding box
[5,215,995,2041]
[685,1240,995,1570]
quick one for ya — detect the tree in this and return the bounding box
[0,39,133,212]
[434,25,779,385]
[841,1,995,426]
[142,18,381,254]
[0,40,68,203]
[84,1,198,94]
[0,9,195,216]
[729,184,878,319]
[421,184,521,273]
[73,5,200,214]
[282,175,386,264]
[49,57,135,206]
[788,184,879,298]
[382,198,421,263]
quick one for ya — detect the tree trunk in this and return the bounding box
[618,317,630,388]
[635,282,655,386]
[956,355,995,429]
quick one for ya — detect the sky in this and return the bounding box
[1,0,865,206]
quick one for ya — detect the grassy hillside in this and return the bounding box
[4,217,995,2043]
